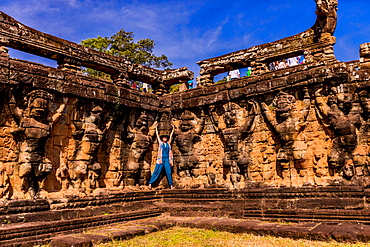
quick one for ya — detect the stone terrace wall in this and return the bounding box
[1,0,370,200]
[166,60,370,189]
[0,50,166,199]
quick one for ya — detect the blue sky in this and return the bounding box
[1,0,370,80]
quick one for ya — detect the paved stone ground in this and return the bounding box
[49,216,370,246]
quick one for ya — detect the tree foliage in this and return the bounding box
[215,76,227,84]
[81,29,173,80]
[169,84,180,93]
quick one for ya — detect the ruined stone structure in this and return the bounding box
[3,1,370,245]
[1,0,370,203]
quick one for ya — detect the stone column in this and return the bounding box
[251,61,268,76]
[0,46,9,84]
[112,72,130,88]
[57,57,82,74]
[0,46,8,55]
[197,74,214,87]
[360,43,370,69]
[152,82,168,95]
[178,80,189,92]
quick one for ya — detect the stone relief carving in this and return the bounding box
[173,110,204,179]
[124,111,158,188]
[0,164,10,198]
[1,86,370,197]
[110,124,126,188]
[315,85,361,180]
[0,88,10,198]
[314,0,338,35]
[356,89,370,178]
[9,89,67,199]
[69,105,113,193]
[56,154,70,191]
[262,90,312,186]
[211,102,259,189]
[0,1,370,199]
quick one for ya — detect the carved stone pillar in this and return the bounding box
[304,33,337,64]
[0,46,9,82]
[251,61,268,76]
[360,43,370,69]
[57,57,82,74]
[0,46,9,55]
[112,72,130,88]
[179,80,189,92]
[152,82,167,95]
[197,74,214,87]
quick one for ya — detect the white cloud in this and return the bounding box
[207,16,230,48]
[0,0,280,77]
[67,0,79,8]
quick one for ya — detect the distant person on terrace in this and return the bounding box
[247,67,252,76]
[286,56,299,67]
[229,69,240,80]
[278,60,287,69]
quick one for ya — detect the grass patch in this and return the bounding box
[95,227,368,247]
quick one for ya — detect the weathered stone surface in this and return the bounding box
[0,0,369,208]
[3,193,370,245]
[309,224,338,241]
[50,234,110,247]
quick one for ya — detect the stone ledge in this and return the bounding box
[0,209,163,246]
[48,216,370,246]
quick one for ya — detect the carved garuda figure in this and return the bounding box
[357,89,370,177]
[173,110,204,178]
[124,111,158,187]
[9,90,66,199]
[56,156,69,191]
[0,87,10,198]
[69,106,113,192]
[211,102,259,188]
[314,0,338,35]
[262,89,311,185]
[315,86,361,179]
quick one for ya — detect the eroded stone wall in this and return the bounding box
[1,1,370,200]
[166,61,370,190]
[1,55,370,200]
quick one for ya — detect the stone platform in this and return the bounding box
[49,216,370,247]
[0,187,370,246]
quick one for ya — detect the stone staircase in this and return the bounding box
[0,209,162,246]
[48,216,370,246]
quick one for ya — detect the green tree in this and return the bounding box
[215,76,228,84]
[169,84,180,93]
[81,29,173,80]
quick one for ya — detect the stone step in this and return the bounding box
[0,209,162,247]
[242,209,370,224]
[154,201,370,224]
[50,220,173,247]
[47,216,370,246]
